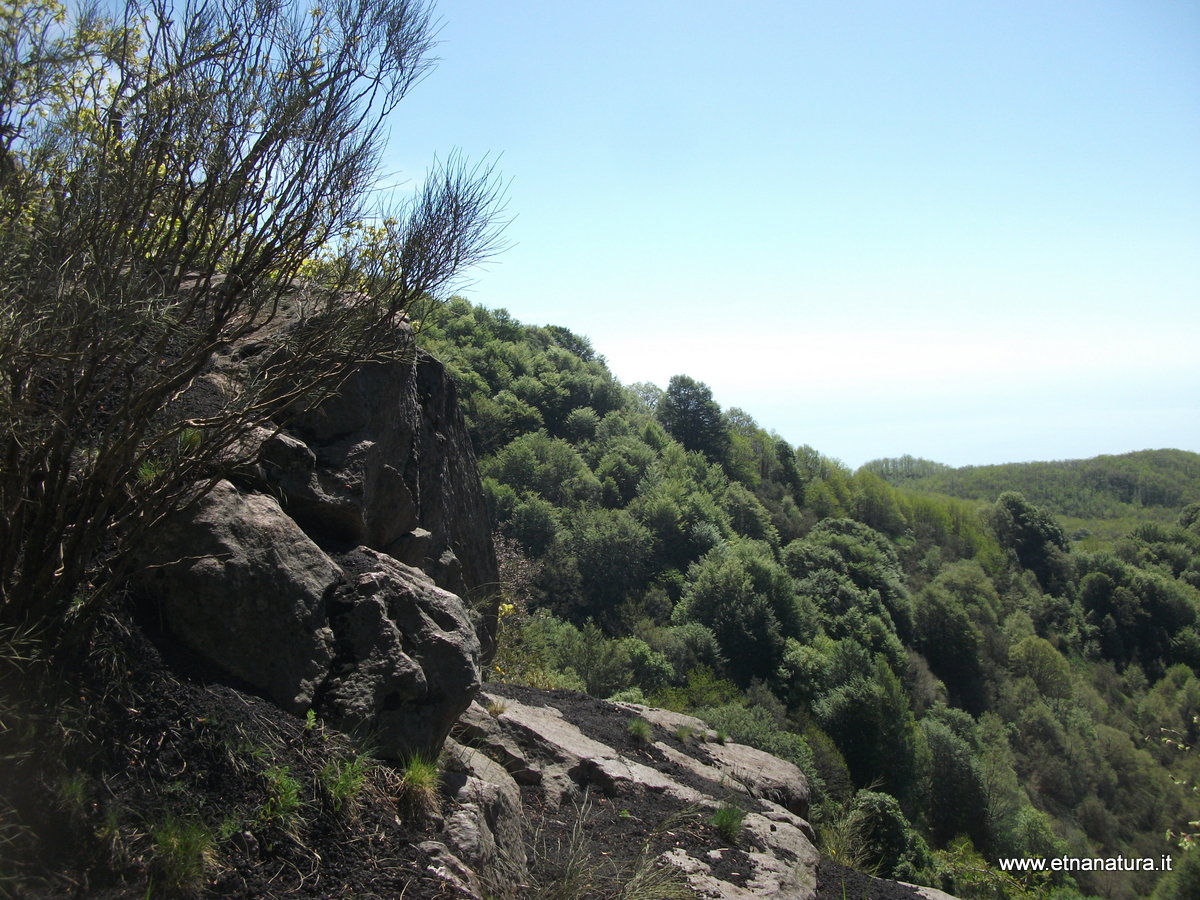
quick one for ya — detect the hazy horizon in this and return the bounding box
[387,0,1199,469]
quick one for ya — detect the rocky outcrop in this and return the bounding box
[318,547,480,757]
[260,352,499,660]
[426,684,963,900]
[128,308,954,899]
[138,334,496,759]
[140,480,481,759]
[441,738,528,886]
[447,685,821,899]
[137,480,337,714]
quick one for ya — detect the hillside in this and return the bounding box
[417,297,1200,900]
[863,451,1200,522]
[5,1,1196,897]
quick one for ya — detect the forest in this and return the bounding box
[418,298,1200,900]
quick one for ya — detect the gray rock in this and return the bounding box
[457,690,819,899]
[265,351,500,661]
[418,841,483,899]
[138,480,337,714]
[318,547,481,759]
[442,737,528,886]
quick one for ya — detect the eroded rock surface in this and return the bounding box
[449,685,820,899]
[139,339,494,760]
[141,490,480,758]
[318,547,481,758]
[262,352,499,659]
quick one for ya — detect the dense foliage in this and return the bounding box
[865,452,1200,522]
[421,298,1200,900]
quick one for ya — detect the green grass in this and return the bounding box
[54,772,89,823]
[149,814,215,894]
[135,458,165,485]
[672,724,697,745]
[257,764,303,833]
[319,755,368,818]
[397,754,441,821]
[627,717,653,744]
[709,804,745,843]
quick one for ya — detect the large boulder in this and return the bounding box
[139,487,482,759]
[317,546,481,759]
[137,480,337,714]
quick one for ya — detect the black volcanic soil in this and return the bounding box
[0,613,469,899]
[2,614,929,898]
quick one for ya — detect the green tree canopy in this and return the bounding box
[657,374,730,462]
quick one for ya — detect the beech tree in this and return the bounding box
[0,0,506,640]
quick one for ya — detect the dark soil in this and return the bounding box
[816,860,927,900]
[0,613,467,899]
[2,617,940,898]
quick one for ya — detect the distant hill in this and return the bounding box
[863,449,1200,521]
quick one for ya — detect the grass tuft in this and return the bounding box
[817,802,878,874]
[486,698,508,717]
[257,764,303,834]
[709,803,746,843]
[673,724,697,745]
[149,814,215,894]
[319,755,368,818]
[397,754,441,821]
[627,717,653,744]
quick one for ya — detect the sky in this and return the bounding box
[382,0,1199,469]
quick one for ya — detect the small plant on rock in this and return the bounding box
[397,754,441,821]
[709,803,746,843]
[627,717,653,744]
[486,698,508,717]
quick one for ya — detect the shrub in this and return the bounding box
[0,0,506,644]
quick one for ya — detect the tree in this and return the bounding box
[1008,636,1073,701]
[657,375,729,462]
[989,492,1071,592]
[0,0,506,640]
[672,541,804,684]
[565,507,653,622]
[914,582,987,713]
[920,718,987,847]
[814,656,927,805]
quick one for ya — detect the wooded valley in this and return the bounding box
[419,298,1200,900]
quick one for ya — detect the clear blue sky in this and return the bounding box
[384,0,1199,469]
